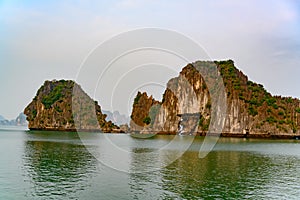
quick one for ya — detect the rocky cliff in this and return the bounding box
[24,80,119,132]
[130,60,300,138]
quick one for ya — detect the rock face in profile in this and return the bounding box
[24,80,119,132]
[130,60,300,137]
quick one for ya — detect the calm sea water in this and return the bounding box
[1,128,300,199]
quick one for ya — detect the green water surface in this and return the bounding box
[0,128,300,199]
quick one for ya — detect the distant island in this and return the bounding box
[102,110,130,126]
[23,60,300,138]
[130,60,300,138]
[0,113,28,127]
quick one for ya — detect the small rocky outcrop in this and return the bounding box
[24,80,120,132]
[130,60,300,138]
[130,92,161,132]
[119,124,130,133]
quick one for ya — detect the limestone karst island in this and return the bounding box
[24,60,300,138]
[24,79,120,133]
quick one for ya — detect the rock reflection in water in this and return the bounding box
[161,150,283,199]
[22,133,98,199]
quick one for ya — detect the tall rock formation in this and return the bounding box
[130,60,300,137]
[24,80,119,132]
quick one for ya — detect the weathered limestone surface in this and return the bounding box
[24,80,119,132]
[130,60,300,138]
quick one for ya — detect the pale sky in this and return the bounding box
[1,0,300,119]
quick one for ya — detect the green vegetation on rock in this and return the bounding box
[24,79,119,132]
[215,60,300,133]
[143,116,151,125]
[134,92,142,105]
[131,60,300,135]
